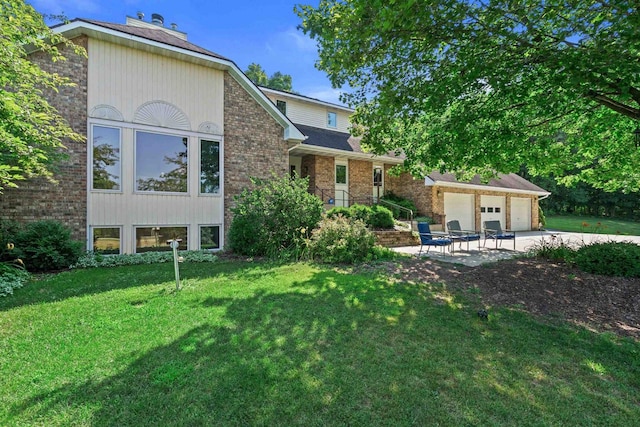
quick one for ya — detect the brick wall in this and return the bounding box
[348,159,371,203]
[385,168,434,218]
[0,36,88,241]
[223,72,289,230]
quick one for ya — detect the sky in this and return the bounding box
[29,0,346,105]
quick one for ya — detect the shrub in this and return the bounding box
[0,263,29,297]
[414,216,433,224]
[326,206,352,219]
[349,204,373,223]
[308,216,376,264]
[72,250,218,269]
[13,221,83,272]
[573,241,640,277]
[538,206,547,228]
[369,205,395,229]
[528,236,577,261]
[228,174,324,258]
[380,193,417,219]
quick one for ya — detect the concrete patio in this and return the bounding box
[392,230,640,267]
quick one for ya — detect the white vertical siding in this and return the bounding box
[87,39,225,253]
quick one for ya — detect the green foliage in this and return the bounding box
[244,62,294,92]
[528,236,577,262]
[0,0,86,192]
[573,242,640,278]
[325,206,351,219]
[72,250,218,269]
[325,204,394,229]
[13,221,83,272]
[414,216,434,224]
[296,1,640,191]
[379,193,417,219]
[308,216,376,264]
[0,263,29,297]
[369,205,395,229]
[228,174,324,258]
[538,206,547,228]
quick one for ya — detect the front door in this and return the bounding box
[373,165,384,202]
[335,160,349,207]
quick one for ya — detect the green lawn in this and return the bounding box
[545,215,640,236]
[1,261,639,426]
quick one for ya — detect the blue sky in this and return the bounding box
[29,0,345,104]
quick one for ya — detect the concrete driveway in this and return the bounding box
[392,230,640,267]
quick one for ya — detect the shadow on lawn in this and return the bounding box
[9,266,640,425]
[0,261,280,312]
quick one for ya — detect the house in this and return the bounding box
[0,14,304,254]
[0,13,548,255]
[261,87,550,232]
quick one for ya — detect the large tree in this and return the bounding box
[0,0,84,193]
[296,1,640,191]
[245,63,294,92]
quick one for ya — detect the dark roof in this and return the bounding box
[429,171,549,193]
[70,18,230,61]
[296,124,362,152]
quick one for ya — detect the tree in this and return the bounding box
[296,1,640,191]
[0,0,85,193]
[244,62,294,92]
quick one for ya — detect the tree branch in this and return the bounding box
[588,92,640,120]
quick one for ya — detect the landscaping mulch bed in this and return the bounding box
[361,257,640,340]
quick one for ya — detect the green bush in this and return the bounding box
[349,204,373,223]
[573,241,640,277]
[528,236,577,261]
[72,250,218,269]
[326,206,352,219]
[538,206,547,228]
[369,205,395,229]
[0,263,29,297]
[228,174,324,258]
[308,216,377,264]
[380,193,417,219]
[12,221,84,272]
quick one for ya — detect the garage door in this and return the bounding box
[444,193,475,231]
[480,195,506,229]
[511,197,531,231]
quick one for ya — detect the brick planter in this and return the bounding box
[373,230,419,248]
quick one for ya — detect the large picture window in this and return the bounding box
[136,131,188,192]
[135,226,188,252]
[92,125,121,190]
[200,139,220,194]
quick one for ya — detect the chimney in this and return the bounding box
[151,13,164,26]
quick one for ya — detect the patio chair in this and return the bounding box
[417,222,452,256]
[483,220,516,250]
[446,220,481,252]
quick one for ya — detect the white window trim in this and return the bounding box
[327,111,337,128]
[198,138,222,197]
[90,124,123,193]
[199,224,223,251]
[133,224,189,253]
[90,225,123,255]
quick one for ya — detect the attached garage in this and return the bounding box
[444,193,475,231]
[511,197,532,231]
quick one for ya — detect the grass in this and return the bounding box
[545,215,640,236]
[1,260,639,426]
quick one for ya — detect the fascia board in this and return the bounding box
[432,180,551,196]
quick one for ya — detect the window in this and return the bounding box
[373,167,383,187]
[135,226,187,253]
[480,207,486,213]
[495,207,501,213]
[200,225,220,250]
[336,164,347,184]
[327,112,337,128]
[276,100,287,115]
[200,139,220,194]
[487,207,494,213]
[136,131,188,193]
[92,227,121,254]
[92,125,121,190]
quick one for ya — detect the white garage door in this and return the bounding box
[444,193,475,231]
[511,197,531,231]
[480,195,506,229]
